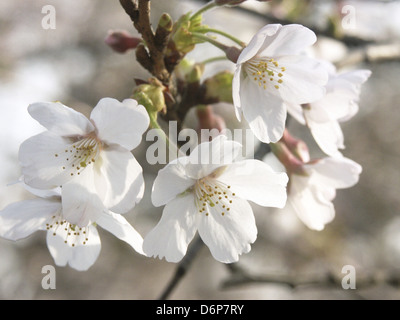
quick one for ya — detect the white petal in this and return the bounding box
[185,135,243,179]
[46,224,101,271]
[306,114,344,157]
[143,193,199,263]
[323,69,371,122]
[289,176,335,231]
[0,198,60,241]
[197,197,257,263]
[151,156,196,207]
[237,24,282,65]
[19,131,75,189]
[258,24,317,57]
[277,55,328,104]
[307,157,362,189]
[240,78,287,143]
[232,64,243,121]
[96,211,144,255]
[28,102,94,136]
[61,166,104,227]
[90,97,150,150]
[286,102,306,125]
[217,159,288,208]
[95,146,145,213]
[19,181,61,199]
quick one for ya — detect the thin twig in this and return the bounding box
[158,235,204,300]
[198,0,373,47]
[336,42,400,68]
[222,263,400,290]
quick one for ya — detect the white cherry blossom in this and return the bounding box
[265,152,362,231]
[287,62,371,156]
[19,98,149,227]
[143,136,288,263]
[0,186,144,271]
[289,156,362,230]
[232,24,328,143]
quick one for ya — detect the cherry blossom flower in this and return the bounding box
[288,156,362,231]
[232,24,328,143]
[0,186,144,271]
[19,98,149,227]
[287,62,371,156]
[264,150,362,231]
[143,135,288,263]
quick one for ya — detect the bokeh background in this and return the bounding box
[0,0,399,300]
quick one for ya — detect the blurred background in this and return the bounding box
[0,0,399,300]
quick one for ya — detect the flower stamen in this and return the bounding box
[194,176,236,217]
[55,135,102,177]
[245,57,286,90]
[46,214,91,247]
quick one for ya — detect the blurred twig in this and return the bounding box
[158,235,204,300]
[198,0,373,46]
[336,43,400,68]
[222,263,400,290]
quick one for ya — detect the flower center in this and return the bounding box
[194,176,236,217]
[245,56,286,90]
[46,214,91,247]
[54,135,102,177]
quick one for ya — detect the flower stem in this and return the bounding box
[200,55,228,65]
[191,32,230,52]
[197,27,246,47]
[190,1,218,21]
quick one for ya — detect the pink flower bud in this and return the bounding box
[104,30,141,53]
[270,141,307,176]
[196,105,226,140]
[281,129,310,163]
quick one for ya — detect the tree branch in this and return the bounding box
[198,0,373,47]
[221,263,400,291]
[336,42,400,68]
[120,0,171,83]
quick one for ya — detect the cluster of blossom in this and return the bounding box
[0,0,370,270]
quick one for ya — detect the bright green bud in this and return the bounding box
[203,71,233,103]
[132,80,166,123]
[187,64,204,83]
[158,13,173,31]
[172,12,208,54]
[174,58,204,83]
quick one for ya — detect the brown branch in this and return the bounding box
[120,0,171,84]
[119,0,139,22]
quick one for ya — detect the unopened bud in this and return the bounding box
[155,13,173,50]
[158,13,173,32]
[270,142,307,176]
[281,129,310,163]
[172,12,208,54]
[132,79,166,123]
[196,105,226,132]
[105,30,141,53]
[187,64,205,83]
